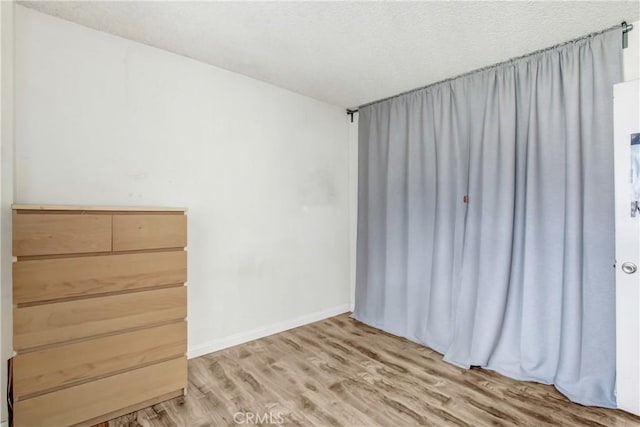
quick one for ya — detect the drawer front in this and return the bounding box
[14,286,187,351]
[112,214,187,251]
[13,321,186,399]
[13,214,112,256]
[14,357,187,427]
[13,251,187,305]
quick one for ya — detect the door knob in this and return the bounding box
[621,262,637,274]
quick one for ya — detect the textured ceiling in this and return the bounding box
[18,1,640,108]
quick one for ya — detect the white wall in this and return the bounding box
[14,6,351,359]
[0,1,14,424]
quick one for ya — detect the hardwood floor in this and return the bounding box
[107,314,640,427]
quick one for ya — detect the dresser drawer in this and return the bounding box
[13,321,186,399]
[112,214,187,251]
[14,286,187,351]
[13,214,112,256]
[14,357,187,427]
[13,251,187,305]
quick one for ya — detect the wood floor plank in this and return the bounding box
[105,314,640,427]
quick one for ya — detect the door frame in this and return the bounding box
[613,79,640,415]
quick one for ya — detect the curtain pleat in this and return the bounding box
[353,28,622,407]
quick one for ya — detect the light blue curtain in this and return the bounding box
[353,28,622,407]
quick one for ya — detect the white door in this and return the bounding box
[614,79,640,415]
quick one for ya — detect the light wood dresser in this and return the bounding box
[10,204,188,427]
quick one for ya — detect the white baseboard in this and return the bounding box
[187,303,351,359]
[1,420,7,427]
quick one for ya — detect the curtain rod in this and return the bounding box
[346,21,633,122]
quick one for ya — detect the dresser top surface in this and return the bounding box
[12,204,187,212]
